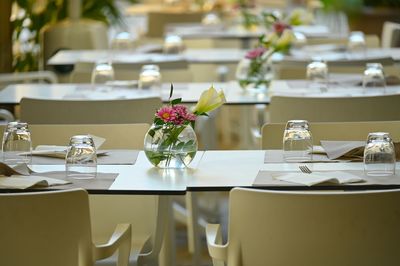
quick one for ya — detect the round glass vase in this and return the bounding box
[236,57,274,93]
[144,123,198,168]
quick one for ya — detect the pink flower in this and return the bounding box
[245,47,266,59]
[172,105,197,125]
[273,22,291,35]
[156,106,176,122]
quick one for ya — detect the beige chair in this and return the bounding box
[70,61,193,83]
[382,21,400,48]
[20,97,162,125]
[273,56,395,79]
[206,187,400,266]
[3,123,166,266]
[147,11,204,38]
[269,94,400,123]
[261,120,400,149]
[0,189,131,266]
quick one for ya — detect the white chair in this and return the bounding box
[20,97,162,125]
[2,123,166,266]
[269,94,400,123]
[0,189,131,266]
[207,187,400,266]
[261,120,400,149]
[382,21,400,48]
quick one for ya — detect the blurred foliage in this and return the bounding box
[320,0,400,13]
[11,0,123,72]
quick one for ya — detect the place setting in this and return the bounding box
[255,120,400,189]
[0,122,140,190]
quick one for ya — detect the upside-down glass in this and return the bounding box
[111,32,136,50]
[65,135,97,179]
[163,35,184,54]
[138,64,162,93]
[362,63,386,92]
[1,122,32,165]
[347,31,367,57]
[202,13,221,25]
[307,60,329,91]
[283,120,313,162]
[364,132,396,176]
[91,61,115,89]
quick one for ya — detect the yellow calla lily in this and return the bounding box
[193,86,226,114]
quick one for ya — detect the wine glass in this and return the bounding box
[283,120,313,162]
[2,121,32,165]
[65,135,97,179]
[364,132,395,176]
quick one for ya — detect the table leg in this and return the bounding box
[159,196,176,266]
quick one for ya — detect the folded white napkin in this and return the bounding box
[21,135,107,158]
[0,175,70,189]
[276,171,365,186]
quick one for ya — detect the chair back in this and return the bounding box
[20,97,162,125]
[70,61,193,83]
[261,121,400,149]
[225,188,400,266]
[269,94,400,123]
[382,21,400,48]
[0,123,164,264]
[0,189,94,266]
[273,56,394,79]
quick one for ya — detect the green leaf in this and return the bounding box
[169,83,174,100]
[171,98,182,105]
[148,129,155,138]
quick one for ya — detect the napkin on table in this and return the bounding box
[275,171,364,186]
[0,162,70,189]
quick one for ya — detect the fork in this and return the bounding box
[299,165,312,174]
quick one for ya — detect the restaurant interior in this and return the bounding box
[1,0,400,265]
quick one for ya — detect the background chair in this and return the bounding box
[268,94,400,123]
[20,97,162,125]
[261,120,400,149]
[70,61,193,83]
[382,21,400,48]
[207,188,400,266]
[0,189,131,266]
[272,56,396,79]
[7,123,166,266]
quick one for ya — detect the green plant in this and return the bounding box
[320,0,400,12]
[11,0,123,72]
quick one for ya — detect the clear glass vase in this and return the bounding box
[144,123,198,168]
[236,57,274,93]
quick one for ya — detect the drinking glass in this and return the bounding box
[364,132,396,176]
[91,61,114,90]
[362,63,386,92]
[283,120,313,162]
[202,13,221,25]
[163,35,184,54]
[347,31,367,57]
[65,135,97,179]
[138,64,162,93]
[111,32,135,50]
[1,122,32,165]
[306,60,329,91]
